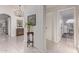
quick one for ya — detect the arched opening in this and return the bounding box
[0,14,11,36]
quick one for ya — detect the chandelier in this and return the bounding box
[14,5,24,17]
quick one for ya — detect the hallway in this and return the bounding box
[0,35,40,53]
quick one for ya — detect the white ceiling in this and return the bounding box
[46,5,58,9]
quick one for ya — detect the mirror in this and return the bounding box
[17,20,23,28]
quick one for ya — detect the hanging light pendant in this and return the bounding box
[15,5,24,17]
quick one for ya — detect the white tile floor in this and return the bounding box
[0,34,40,53]
[47,39,78,53]
[0,33,78,53]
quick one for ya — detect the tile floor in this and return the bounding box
[47,39,78,53]
[0,34,40,53]
[0,33,78,53]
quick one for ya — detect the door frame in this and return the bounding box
[57,7,77,48]
[8,16,11,37]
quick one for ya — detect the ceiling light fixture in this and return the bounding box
[14,5,24,17]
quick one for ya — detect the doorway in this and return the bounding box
[57,7,76,48]
[0,14,11,36]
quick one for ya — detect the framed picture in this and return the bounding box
[17,20,23,27]
[27,14,36,26]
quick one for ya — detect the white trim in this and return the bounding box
[57,7,77,48]
[74,7,77,48]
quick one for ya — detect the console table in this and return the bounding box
[16,28,24,36]
[27,32,34,47]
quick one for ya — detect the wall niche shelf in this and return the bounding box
[16,17,24,36]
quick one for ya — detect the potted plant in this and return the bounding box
[25,21,33,32]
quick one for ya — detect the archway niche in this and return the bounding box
[0,13,11,36]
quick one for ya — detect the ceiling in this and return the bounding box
[46,5,58,9]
